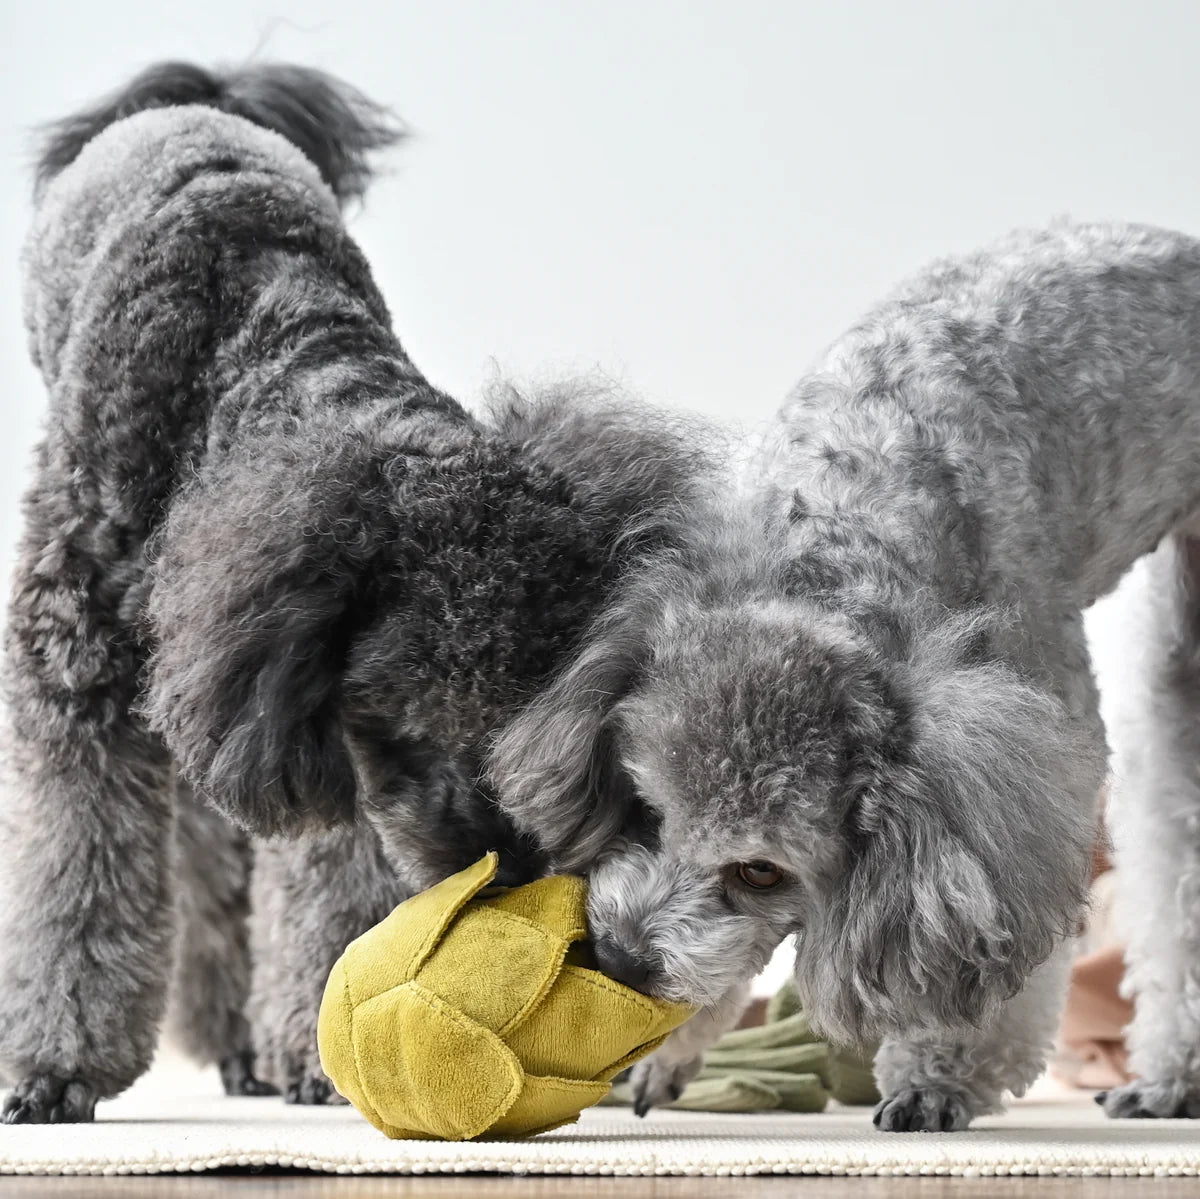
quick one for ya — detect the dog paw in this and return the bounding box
[873,1087,972,1132]
[629,1053,702,1118]
[218,1050,278,1098]
[1098,1079,1200,1119]
[2,1073,97,1124]
[285,1073,346,1106]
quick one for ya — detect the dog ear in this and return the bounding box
[144,430,398,836]
[794,631,1098,1046]
[488,592,655,870]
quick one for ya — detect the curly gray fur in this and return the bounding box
[248,822,404,1104]
[0,60,415,1124]
[0,61,718,1122]
[166,777,275,1098]
[493,220,1200,1126]
[32,60,402,204]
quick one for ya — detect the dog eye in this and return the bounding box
[736,860,785,890]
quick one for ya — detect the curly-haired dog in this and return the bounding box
[492,221,1200,1127]
[0,61,712,1122]
[245,823,401,1104]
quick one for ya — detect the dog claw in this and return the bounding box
[1101,1079,1200,1119]
[219,1051,278,1097]
[873,1087,972,1133]
[2,1074,97,1124]
[628,1052,702,1117]
[285,1074,344,1105]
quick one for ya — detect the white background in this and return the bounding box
[0,2,1195,1003]
[4,1,1200,585]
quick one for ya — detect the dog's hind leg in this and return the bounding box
[164,777,275,1097]
[249,823,405,1104]
[1099,535,1200,1119]
[872,938,1074,1131]
[0,539,175,1122]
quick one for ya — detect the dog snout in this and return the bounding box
[492,848,546,888]
[592,935,655,992]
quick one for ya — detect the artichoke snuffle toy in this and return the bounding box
[318,854,695,1140]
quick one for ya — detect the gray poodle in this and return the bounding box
[9,58,1195,1135]
[0,61,712,1122]
[492,221,1200,1127]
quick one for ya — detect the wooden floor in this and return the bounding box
[1,1176,1196,1197]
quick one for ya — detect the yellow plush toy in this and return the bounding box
[318,853,695,1140]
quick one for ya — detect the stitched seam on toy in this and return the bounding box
[344,967,387,1133]
[489,878,588,931]
[598,1034,671,1082]
[407,983,522,1139]
[404,854,499,977]
[533,874,588,941]
[471,908,560,939]
[494,949,565,1038]
[561,966,658,1043]
[466,911,570,1038]
[416,906,565,1037]
[519,1074,612,1096]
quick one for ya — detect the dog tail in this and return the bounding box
[34,60,403,204]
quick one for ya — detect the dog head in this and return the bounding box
[491,573,1096,1044]
[144,384,714,892]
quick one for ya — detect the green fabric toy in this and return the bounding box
[603,978,880,1113]
[317,854,694,1140]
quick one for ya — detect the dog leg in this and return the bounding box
[0,551,175,1122]
[629,981,752,1116]
[872,939,1073,1131]
[1099,536,1200,1119]
[164,778,275,1097]
[249,822,405,1104]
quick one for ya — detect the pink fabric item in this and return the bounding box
[1052,944,1133,1090]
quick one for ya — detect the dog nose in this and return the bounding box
[493,854,540,888]
[592,936,654,992]
[490,835,549,888]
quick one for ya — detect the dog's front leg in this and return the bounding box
[249,823,406,1104]
[871,940,1073,1131]
[628,981,752,1116]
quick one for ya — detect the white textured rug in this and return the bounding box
[0,1065,1196,1178]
